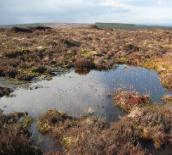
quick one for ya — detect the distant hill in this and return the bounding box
[95,23,172,30]
[0,22,172,30]
[0,23,45,28]
[0,23,95,29]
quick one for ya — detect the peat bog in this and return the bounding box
[0,25,172,154]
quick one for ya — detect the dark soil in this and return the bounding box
[0,86,13,97]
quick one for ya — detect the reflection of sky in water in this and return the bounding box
[0,65,170,122]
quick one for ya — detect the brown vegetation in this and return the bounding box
[1,26,172,154]
[0,86,13,97]
[37,110,109,154]
[0,111,42,155]
[38,103,172,155]
[0,26,172,88]
[113,89,151,111]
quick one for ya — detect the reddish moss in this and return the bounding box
[113,89,151,111]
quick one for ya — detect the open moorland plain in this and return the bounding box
[0,24,172,155]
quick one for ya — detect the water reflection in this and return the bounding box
[0,65,170,121]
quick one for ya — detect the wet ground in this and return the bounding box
[0,26,172,154]
[0,65,170,121]
[0,65,172,153]
[0,65,171,121]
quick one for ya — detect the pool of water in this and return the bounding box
[0,64,171,152]
[0,65,170,122]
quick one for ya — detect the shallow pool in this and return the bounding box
[0,65,170,122]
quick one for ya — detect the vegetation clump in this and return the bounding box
[113,89,151,111]
[161,95,172,104]
[0,86,13,97]
[74,57,95,70]
[63,39,81,48]
[37,109,109,154]
[144,56,172,89]
[0,111,42,155]
[11,27,33,33]
[90,104,172,154]
[10,26,52,33]
[37,103,172,155]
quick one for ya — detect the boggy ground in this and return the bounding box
[0,26,172,88]
[0,111,42,155]
[0,89,171,155]
[1,25,172,154]
[38,103,172,155]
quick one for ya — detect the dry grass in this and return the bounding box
[144,56,172,89]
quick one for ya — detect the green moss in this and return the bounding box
[32,66,47,74]
[16,68,39,81]
[115,57,128,64]
[144,60,158,71]
[37,120,50,133]
[21,115,33,129]
[62,136,77,148]
[81,50,95,59]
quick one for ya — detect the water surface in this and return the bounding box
[0,64,171,152]
[0,65,169,122]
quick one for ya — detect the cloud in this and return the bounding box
[0,0,128,24]
[100,0,126,7]
[114,0,172,7]
[0,0,172,25]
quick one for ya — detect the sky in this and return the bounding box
[0,0,172,25]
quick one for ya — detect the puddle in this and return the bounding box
[30,121,62,153]
[0,65,170,121]
[0,65,171,152]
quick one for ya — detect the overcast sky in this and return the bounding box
[0,0,172,25]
